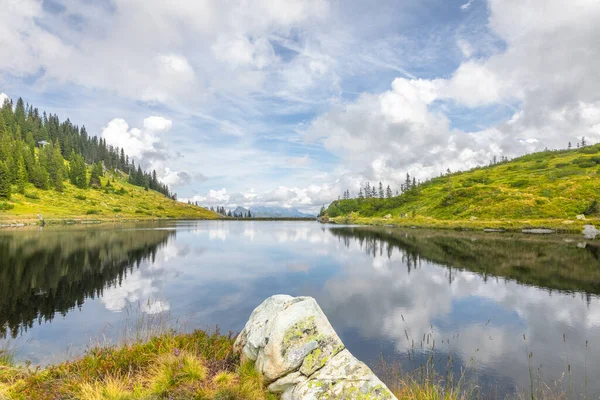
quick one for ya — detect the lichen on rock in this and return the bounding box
[234,295,397,399]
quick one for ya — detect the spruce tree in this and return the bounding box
[90,162,103,187]
[69,152,88,189]
[16,154,27,194]
[0,161,11,199]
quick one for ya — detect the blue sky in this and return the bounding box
[1,0,599,212]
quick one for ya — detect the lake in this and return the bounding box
[1,221,599,397]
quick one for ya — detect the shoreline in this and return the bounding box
[0,216,318,228]
[323,215,598,234]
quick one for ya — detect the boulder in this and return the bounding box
[583,225,600,239]
[383,214,392,219]
[576,214,586,220]
[235,295,397,400]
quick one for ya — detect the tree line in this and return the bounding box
[0,97,175,201]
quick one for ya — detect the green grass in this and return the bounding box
[325,145,600,230]
[0,171,219,224]
[0,330,276,400]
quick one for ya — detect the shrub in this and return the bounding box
[510,179,529,188]
[157,205,165,210]
[554,162,569,168]
[113,207,122,212]
[0,202,14,211]
[24,192,40,200]
[86,209,100,215]
[74,194,87,201]
[580,144,600,154]
[583,200,599,216]
[572,156,600,168]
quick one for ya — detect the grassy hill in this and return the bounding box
[324,144,600,230]
[0,171,218,224]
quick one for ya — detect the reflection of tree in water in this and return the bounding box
[0,228,174,338]
[330,227,600,298]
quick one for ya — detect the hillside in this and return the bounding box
[0,171,218,224]
[323,144,600,230]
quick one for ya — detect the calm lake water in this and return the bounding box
[1,221,600,396]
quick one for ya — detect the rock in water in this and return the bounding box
[583,225,600,239]
[234,295,397,400]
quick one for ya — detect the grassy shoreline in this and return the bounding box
[0,330,275,400]
[326,215,597,233]
[0,328,569,400]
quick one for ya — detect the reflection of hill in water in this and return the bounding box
[0,227,174,338]
[329,227,600,296]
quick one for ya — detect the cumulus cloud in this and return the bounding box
[101,116,195,187]
[300,0,600,194]
[0,93,8,105]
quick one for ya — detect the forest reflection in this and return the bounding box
[0,226,174,338]
[329,226,600,297]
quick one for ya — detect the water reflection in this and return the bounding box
[324,227,600,396]
[0,222,599,396]
[0,225,173,338]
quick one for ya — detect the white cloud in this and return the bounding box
[101,118,161,160]
[460,0,475,11]
[0,93,8,105]
[101,116,193,187]
[143,116,173,132]
[456,38,474,58]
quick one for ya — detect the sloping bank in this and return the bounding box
[0,296,396,400]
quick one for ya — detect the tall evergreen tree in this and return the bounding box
[0,161,11,199]
[69,152,88,189]
[90,162,103,187]
[16,154,27,194]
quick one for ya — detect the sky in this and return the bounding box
[1,0,599,212]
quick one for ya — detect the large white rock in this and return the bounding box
[583,224,600,239]
[291,350,395,399]
[233,294,295,362]
[235,295,397,399]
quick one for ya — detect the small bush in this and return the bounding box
[579,144,600,154]
[572,156,600,168]
[116,187,128,196]
[583,200,599,216]
[113,207,122,212]
[510,179,529,188]
[157,205,165,210]
[74,194,87,201]
[554,162,569,168]
[86,209,100,215]
[0,202,14,211]
[24,192,40,200]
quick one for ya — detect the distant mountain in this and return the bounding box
[229,206,315,218]
[249,206,315,218]
[233,206,250,216]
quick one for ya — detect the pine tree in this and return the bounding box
[0,161,11,199]
[30,161,49,190]
[404,173,411,191]
[90,162,103,187]
[16,154,27,194]
[358,188,364,199]
[69,152,88,189]
[386,185,392,199]
[378,182,384,198]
